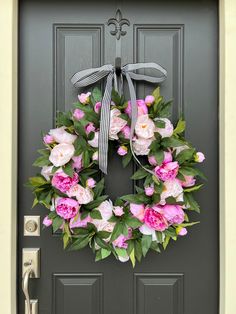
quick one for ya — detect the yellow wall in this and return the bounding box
[0,0,236,313]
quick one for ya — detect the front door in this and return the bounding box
[19,0,218,313]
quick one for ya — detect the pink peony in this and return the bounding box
[155,204,185,225]
[195,152,205,163]
[49,127,77,144]
[145,95,155,106]
[109,108,127,140]
[135,114,155,139]
[113,206,124,216]
[43,216,52,227]
[49,143,75,167]
[121,125,131,139]
[125,99,148,117]
[130,203,145,221]
[70,214,92,228]
[133,137,153,155]
[86,178,96,188]
[67,184,93,204]
[155,118,173,138]
[52,171,79,193]
[85,122,96,134]
[180,175,196,187]
[117,145,128,156]
[113,229,132,249]
[94,101,102,113]
[154,161,179,181]
[73,108,85,120]
[43,134,54,144]
[78,92,91,104]
[56,197,79,219]
[72,155,83,171]
[144,207,168,231]
[160,179,183,205]
[145,185,155,196]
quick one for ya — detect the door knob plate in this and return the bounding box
[22,248,40,278]
[25,299,38,314]
[24,216,40,236]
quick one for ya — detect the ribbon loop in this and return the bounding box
[71,62,167,174]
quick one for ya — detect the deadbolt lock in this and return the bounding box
[24,216,40,236]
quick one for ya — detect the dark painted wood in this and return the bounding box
[18,0,218,313]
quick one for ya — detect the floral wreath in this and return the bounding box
[27,87,206,266]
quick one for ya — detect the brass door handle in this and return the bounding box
[22,266,33,314]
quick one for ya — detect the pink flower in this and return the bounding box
[49,143,75,167]
[180,175,196,187]
[94,101,102,113]
[72,155,83,171]
[125,99,148,117]
[67,184,93,204]
[144,207,168,231]
[96,200,113,220]
[145,95,155,106]
[117,145,128,156]
[155,204,185,225]
[88,131,99,148]
[78,92,91,104]
[109,108,127,140]
[56,197,79,220]
[92,151,98,161]
[113,206,124,216]
[70,214,92,228]
[155,118,173,138]
[86,178,96,188]
[135,114,155,139]
[73,108,85,120]
[41,165,53,181]
[49,127,77,144]
[130,203,145,221]
[160,179,183,205]
[85,122,96,134]
[163,151,173,163]
[155,161,179,181]
[195,152,205,163]
[121,125,131,139]
[148,155,157,166]
[178,227,188,236]
[145,185,155,196]
[113,229,132,249]
[52,171,79,193]
[43,134,54,144]
[133,137,153,155]
[43,216,52,227]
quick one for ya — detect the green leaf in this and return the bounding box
[184,184,203,193]
[52,216,64,233]
[154,119,166,128]
[82,150,90,168]
[179,166,207,180]
[176,221,200,228]
[131,168,149,180]
[111,89,121,105]
[110,222,124,241]
[130,248,136,268]
[157,101,172,118]
[184,193,200,213]
[141,235,152,257]
[122,149,132,168]
[173,119,186,135]
[121,194,149,204]
[164,227,177,238]
[63,233,70,249]
[163,235,170,250]
[90,210,102,219]
[69,235,91,251]
[125,216,142,228]
[152,86,160,101]
[93,178,105,198]
[115,247,127,258]
[97,231,111,239]
[134,240,142,262]
[92,87,102,102]
[152,193,160,204]
[101,248,111,259]
[154,150,164,165]
[27,176,47,187]
[56,111,73,127]
[175,149,195,164]
[161,136,186,148]
[37,149,50,157]
[74,121,87,138]
[150,241,161,252]
[63,162,74,178]
[84,195,108,210]
[95,236,110,249]
[135,185,144,194]
[33,155,51,167]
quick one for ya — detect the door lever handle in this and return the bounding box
[22,264,33,314]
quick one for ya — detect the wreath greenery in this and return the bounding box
[26,87,206,266]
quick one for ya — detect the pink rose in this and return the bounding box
[56,197,79,220]
[155,161,179,181]
[88,131,99,148]
[72,155,83,171]
[180,175,196,187]
[133,137,153,155]
[121,125,131,139]
[78,92,91,104]
[117,145,128,156]
[43,216,52,227]
[155,204,185,225]
[113,206,124,216]
[109,108,127,140]
[178,227,188,236]
[195,152,205,163]
[135,114,155,139]
[43,134,54,144]
[52,171,79,193]
[144,207,168,231]
[145,95,155,106]
[155,118,173,138]
[67,184,93,204]
[86,178,96,188]
[73,108,85,120]
[70,214,92,228]
[94,101,102,113]
[49,127,77,144]
[130,203,145,221]
[160,179,183,205]
[49,143,75,167]
[125,99,148,117]
[145,185,155,196]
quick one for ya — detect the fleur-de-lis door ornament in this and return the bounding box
[107,9,130,40]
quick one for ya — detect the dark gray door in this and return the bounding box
[19,0,218,313]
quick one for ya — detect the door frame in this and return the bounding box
[0,0,235,313]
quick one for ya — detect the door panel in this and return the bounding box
[19,0,218,313]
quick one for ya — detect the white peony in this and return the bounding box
[139,224,157,241]
[160,179,183,205]
[49,126,77,144]
[96,200,113,220]
[135,114,155,139]
[92,220,115,233]
[41,165,53,181]
[109,108,127,140]
[49,143,75,167]
[88,131,99,148]
[155,118,173,138]
[133,137,153,155]
[67,184,93,204]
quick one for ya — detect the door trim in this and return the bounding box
[0,0,235,313]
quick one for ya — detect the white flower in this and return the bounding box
[96,200,113,220]
[160,179,183,205]
[135,114,155,139]
[118,254,130,263]
[41,165,53,181]
[49,126,77,144]
[109,108,127,140]
[67,184,93,204]
[133,137,153,155]
[88,131,99,148]
[92,220,115,233]
[139,224,157,241]
[49,143,75,167]
[155,118,173,138]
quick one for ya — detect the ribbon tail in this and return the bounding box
[98,72,114,174]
